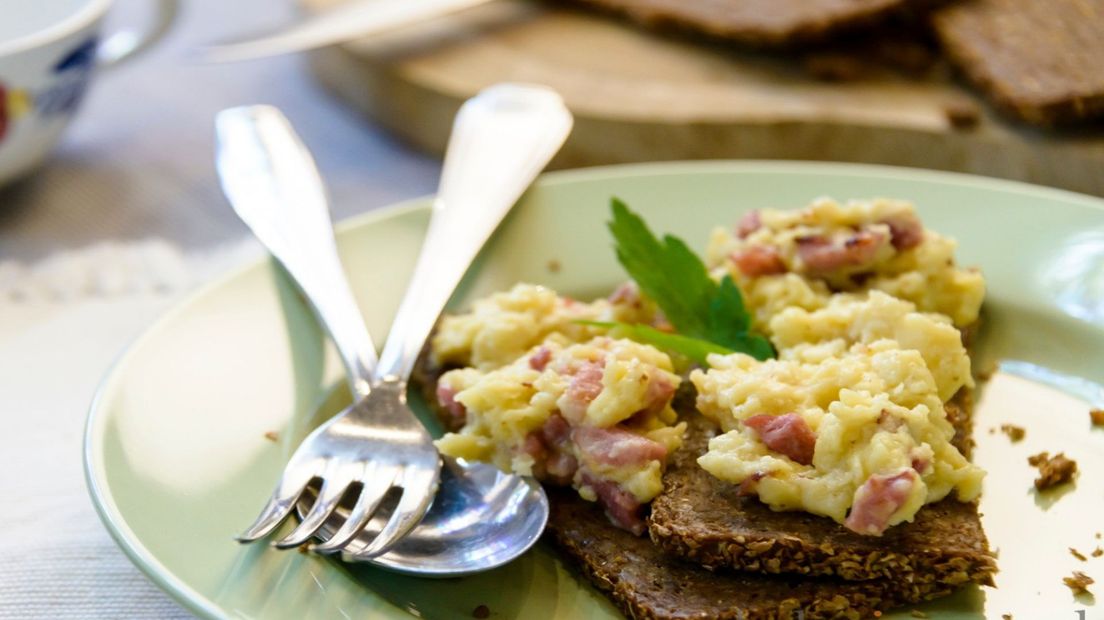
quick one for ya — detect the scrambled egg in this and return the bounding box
[692,338,984,530]
[707,197,985,328]
[428,197,986,536]
[435,336,685,504]
[769,291,973,402]
[431,283,655,370]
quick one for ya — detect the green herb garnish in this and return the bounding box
[577,320,734,367]
[607,198,774,361]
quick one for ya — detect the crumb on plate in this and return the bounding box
[546,259,561,273]
[999,424,1025,442]
[1094,548,1103,558]
[264,431,279,442]
[1072,548,1088,562]
[1027,452,1077,490]
[1001,614,1012,620]
[1091,408,1104,427]
[1064,571,1094,595]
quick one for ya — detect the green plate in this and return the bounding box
[85,161,1104,619]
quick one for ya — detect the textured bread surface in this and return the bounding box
[933,0,1104,124]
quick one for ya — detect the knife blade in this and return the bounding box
[199,0,497,63]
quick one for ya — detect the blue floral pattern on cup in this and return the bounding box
[36,37,98,116]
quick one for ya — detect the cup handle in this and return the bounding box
[97,0,180,68]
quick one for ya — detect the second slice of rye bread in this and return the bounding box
[648,390,997,586]
[547,487,958,620]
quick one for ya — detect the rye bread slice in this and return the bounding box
[932,0,1104,125]
[546,487,957,620]
[562,0,945,48]
[413,355,969,617]
[648,391,997,586]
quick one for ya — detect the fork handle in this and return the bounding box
[216,106,378,398]
[374,84,573,382]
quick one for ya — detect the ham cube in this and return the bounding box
[744,413,816,466]
[844,469,919,536]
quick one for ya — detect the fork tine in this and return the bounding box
[310,466,398,554]
[354,466,438,558]
[273,471,352,549]
[236,469,315,543]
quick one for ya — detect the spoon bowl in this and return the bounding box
[300,457,548,576]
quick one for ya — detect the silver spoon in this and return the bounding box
[216,84,572,576]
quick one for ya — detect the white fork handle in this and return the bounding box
[215,106,379,399]
[374,83,573,382]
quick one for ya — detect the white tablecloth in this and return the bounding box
[0,0,441,616]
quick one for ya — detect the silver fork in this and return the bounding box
[216,84,573,557]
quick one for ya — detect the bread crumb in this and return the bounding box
[1001,614,1012,620]
[298,543,311,554]
[264,431,279,442]
[945,100,981,129]
[546,259,561,273]
[1094,547,1103,557]
[1091,408,1104,426]
[999,424,1025,442]
[1027,452,1077,490]
[472,604,491,619]
[1072,548,1088,561]
[910,610,928,618]
[1064,571,1094,595]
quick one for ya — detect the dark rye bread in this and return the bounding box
[546,488,957,620]
[413,355,967,618]
[648,391,997,586]
[932,0,1104,125]
[563,0,945,48]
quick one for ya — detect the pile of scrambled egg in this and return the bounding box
[432,283,655,371]
[436,336,685,507]
[429,197,986,536]
[707,197,985,328]
[693,294,984,531]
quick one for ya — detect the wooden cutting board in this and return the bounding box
[302,0,1104,196]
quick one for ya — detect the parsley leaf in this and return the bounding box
[608,198,774,360]
[576,321,733,367]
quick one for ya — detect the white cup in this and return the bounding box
[0,0,177,186]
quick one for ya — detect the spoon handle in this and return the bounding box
[216,105,378,398]
[374,83,573,383]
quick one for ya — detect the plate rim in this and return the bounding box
[82,159,1104,620]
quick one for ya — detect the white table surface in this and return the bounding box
[0,0,441,617]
